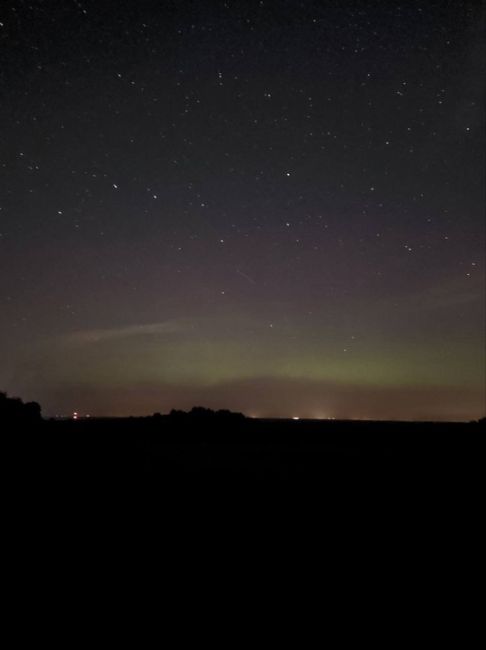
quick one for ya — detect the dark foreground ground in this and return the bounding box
[13,415,482,495]
[5,415,483,625]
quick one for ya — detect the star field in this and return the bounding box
[0,1,484,419]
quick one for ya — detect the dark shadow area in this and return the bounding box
[4,394,483,598]
[4,396,483,500]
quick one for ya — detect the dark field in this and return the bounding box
[8,415,482,597]
[16,415,482,496]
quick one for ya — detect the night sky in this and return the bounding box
[1,0,484,420]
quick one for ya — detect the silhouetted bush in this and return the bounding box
[0,391,42,423]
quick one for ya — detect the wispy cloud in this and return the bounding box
[67,320,190,344]
[64,313,272,346]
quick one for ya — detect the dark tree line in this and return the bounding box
[153,406,246,421]
[0,391,41,422]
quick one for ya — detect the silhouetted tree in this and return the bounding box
[190,406,214,417]
[166,406,245,421]
[169,409,185,417]
[0,391,42,423]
